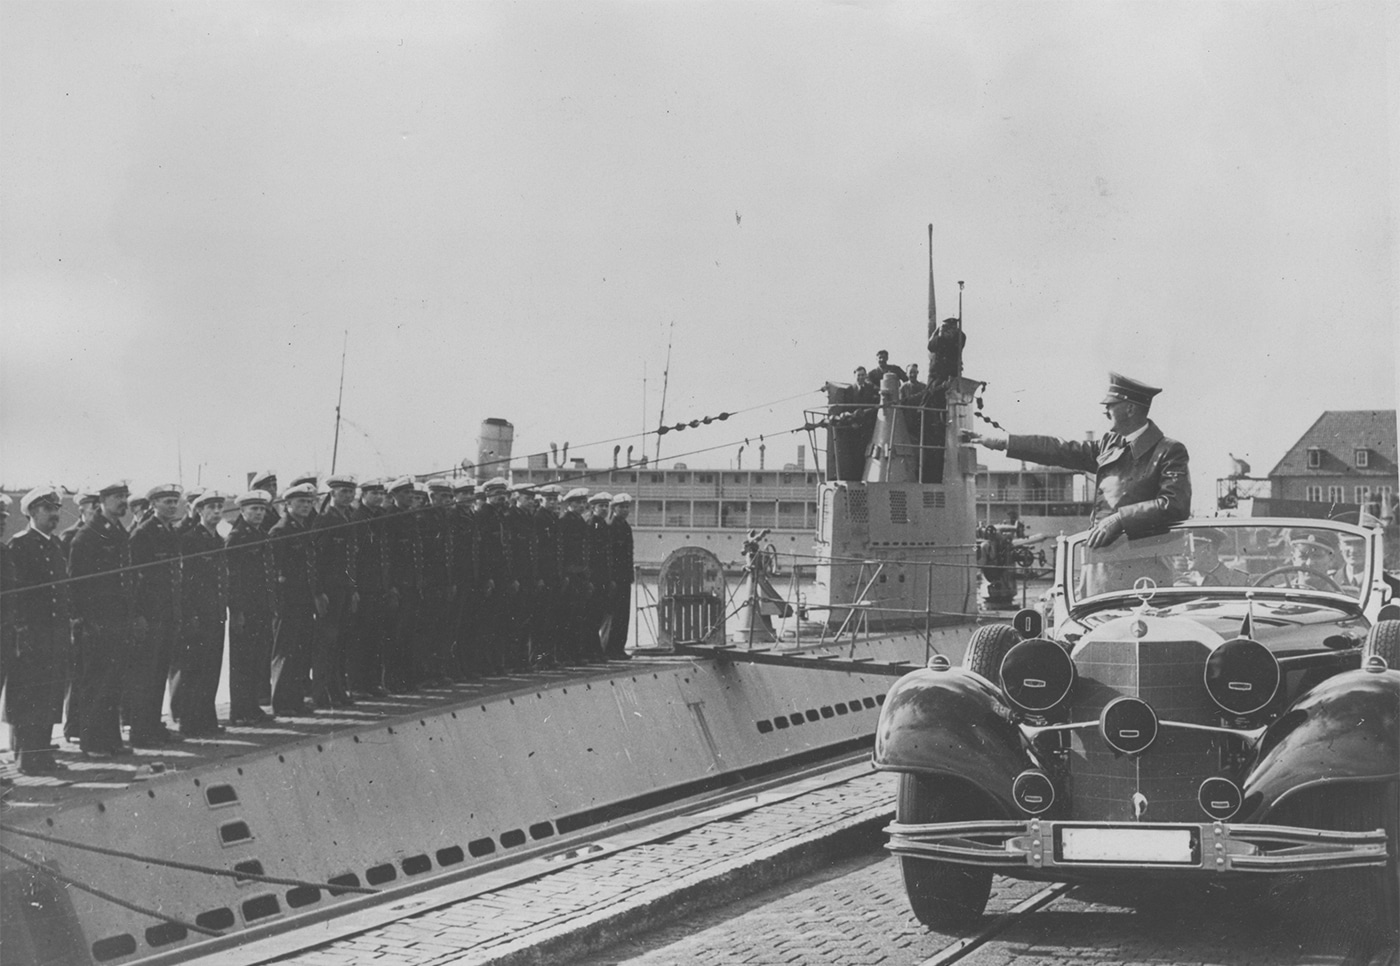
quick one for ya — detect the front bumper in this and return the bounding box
[886,819,1388,874]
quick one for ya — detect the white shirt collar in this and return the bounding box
[1122,422,1150,446]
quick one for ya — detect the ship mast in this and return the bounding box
[655,320,674,463]
[330,330,347,474]
[925,223,937,378]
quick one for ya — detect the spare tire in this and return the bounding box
[1364,620,1400,669]
[963,623,1020,683]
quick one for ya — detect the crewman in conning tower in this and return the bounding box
[963,371,1191,569]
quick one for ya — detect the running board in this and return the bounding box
[674,643,924,677]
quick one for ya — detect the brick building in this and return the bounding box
[1267,410,1398,515]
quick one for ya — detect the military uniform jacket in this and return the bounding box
[556,511,590,587]
[57,521,84,562]
[384,505,424,592]
[181,522,228,616]
[69,514,135,622]
[504,506,535,585]
[609,518,634,585]
[7,527,71,628]
[586,515,612,586]
[474,503,509,587]
[419,506,452,592]
[225,517,276,614]
[314,504,359,594]
[1007,420,1191,537]
[352,504,390,595]
[450,506,479,592]
[129,516,182,622]
[269,514,317,614]
[532,507,560,586]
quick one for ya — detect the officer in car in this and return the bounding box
[1176,528,1250,587]
[1287,531,1344,590]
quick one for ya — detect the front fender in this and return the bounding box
[874,667,1027,814]
[1243,667,1400,820]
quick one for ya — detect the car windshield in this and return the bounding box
[1069,521,1371,608]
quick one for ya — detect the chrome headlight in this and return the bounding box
[1204,638,1279,716]
[1000,638,1076,715]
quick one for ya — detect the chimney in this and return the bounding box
[796,445,805,470]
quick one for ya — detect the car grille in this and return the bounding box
[1067,638,1218,822]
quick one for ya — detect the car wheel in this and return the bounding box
[1363,619,1400,669]
[964,623,1020,682]
[897,773,994,930]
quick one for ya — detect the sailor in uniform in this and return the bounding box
[173,490,228,735]
[556,488,593,666]
[225,490,276,722]
[6,487,73,773]
[586,492,614,662]
[311,474,358,707]
[127,483,184,746]
[348,479,391,696]
[448,478,481,679]
[475,478,513,673]
[605,493,634,660]
[58,488,98,741]
[269,482,319,714]
[384,477,423,691]
[251,471,280,532]
[68,481,136,757]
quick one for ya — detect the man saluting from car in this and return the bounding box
[964,372,1192,552]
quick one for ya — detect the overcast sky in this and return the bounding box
[2,1,1396,511]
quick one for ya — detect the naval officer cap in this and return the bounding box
[146,483,183,502]
[483,477,509,494]
[451,478,476,493]
[236,490,272,508]
[610,493,633,506]
[184,485,205,505]
[325,473,357,490]
[192,489,225,509]
[20,485,63,515]
[283,482,318,501]
[74,487,100,506]
[250,470,277,490]
[387,476,415,494]
[588,491,612,505]
[563,487,589,503]
[359,478,385,493]
[540,484,562,496]
[1290,530,1339,554]
[427,478,453,493]
[98,481,131,498]
[1101,372,1162,408]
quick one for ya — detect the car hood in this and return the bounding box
[1068,597,1367,652]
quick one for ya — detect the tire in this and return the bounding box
[1363,620,1400,669]
[897,774,994,930]
[963,623,1020,683]
[1340,783,1399,941]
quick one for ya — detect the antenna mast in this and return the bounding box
[655,321,675,462]
[925,224,938,376]
[330,330,348,474]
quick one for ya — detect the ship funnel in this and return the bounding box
[612,445,621,468]
[626,445,634,466]
[550,442,559,466]
[478,418,514,475]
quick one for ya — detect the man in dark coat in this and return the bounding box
[531,485,562,669]
[966,372,1191,592]
[172,490,228,735]
[57,488,98,741]
[126,483,184,746]
[872,349,907,384]
[250,471,281,533]
[347,479,391,696]
[585,492,614,662]
[6,487,73,773]
[927,317,966,388]
[310,475,358,707]
[68,481,137,757]
[269,482,320,714]
[556,488,593,665]
[604,493,634,660]
[417,479,456,684]
[383,477,423,691]
[225,489,276,722]
[448,480,482,679]
[473,478,513,673]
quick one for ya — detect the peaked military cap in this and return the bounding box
[427,478,453,493]
[387,476,415,494]
[359,478,386,493]
[1186,527,1228,547]
[588,491,612,504]
[283,482,319,501]
[1289,530,1338,554]
[540,484,563,496]
[451,478,476,493]
[146,483,183,502]
[75,488,100,506]
[192,489,225,509]
[20,485,63,515]
[483,477,509,494]
[412,480,430,495]
[610,492,633,506]
[250,470,277,489]
[184,486,205,505]
[236,490,272,508]
[1101,372,1162,407]
[325,473,358,489]
[563,487,589,502]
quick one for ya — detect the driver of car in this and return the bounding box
[1337,534,1366,589]
[1175,528,1250,587]
[1287,532,1342,590]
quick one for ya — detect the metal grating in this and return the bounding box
[846,489,869,523]
[888,490,908,524]
[922,491,945,508]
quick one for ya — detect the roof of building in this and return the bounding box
[1268,410,1398,478]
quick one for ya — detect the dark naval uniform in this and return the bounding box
[68,513,135,755]
[269,511,317,713]
[226,515,276,720]
[384,497,424,691]
[417,502,454,682]
[556,507,593,665]
[127,512,182,744]
[502,503,536,672]
[605,512,634,659]
[348,498,391,695]
[173,517,228,734]
[5,525,72,771]
[311,502,357,707]
[585,510,613,662]
[449,499,481,679]
[531,503,562,668]
[474,499,511,673]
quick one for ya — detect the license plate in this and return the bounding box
[1057,827,1196,864]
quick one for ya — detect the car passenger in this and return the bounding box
[1287,532,1343,590]
[1176,528,1250,587]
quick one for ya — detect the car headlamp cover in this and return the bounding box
[1000,638,1076,714]
[1204,637,1280,716]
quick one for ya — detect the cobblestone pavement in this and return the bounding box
[576,852,1397,966]
[269,770,898,966]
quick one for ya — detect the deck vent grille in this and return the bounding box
[922,491,945,508]
[846,490,869,523]
[889,490,908,523]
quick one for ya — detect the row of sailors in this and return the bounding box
[0,475,635,775]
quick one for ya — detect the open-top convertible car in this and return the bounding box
[875,517,1399,935]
